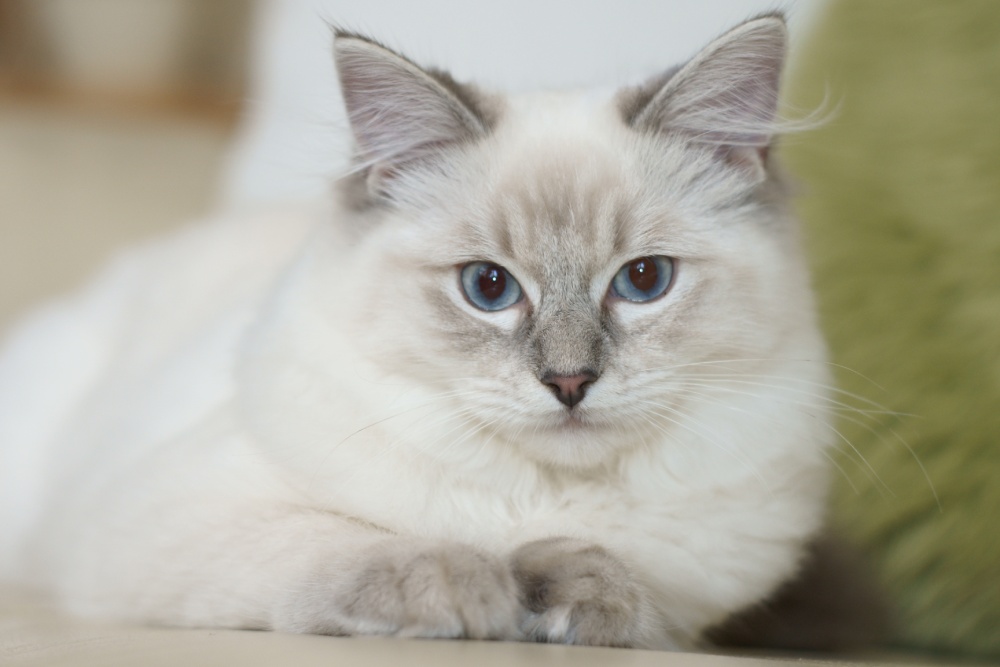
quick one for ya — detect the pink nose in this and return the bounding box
[541,371,598,408]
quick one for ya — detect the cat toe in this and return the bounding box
[344,540,523,640]
[511,537,648,647]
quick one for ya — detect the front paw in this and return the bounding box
[511,537,650,648]
[325,540,522,640]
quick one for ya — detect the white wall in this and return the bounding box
[221,0,826,206]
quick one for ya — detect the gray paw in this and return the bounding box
[336,540,522,640]
[511,537,647,647]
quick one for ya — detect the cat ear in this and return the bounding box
[333,31,490,190]
[624,14,787,175]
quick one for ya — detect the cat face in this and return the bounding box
[328,19,820,469]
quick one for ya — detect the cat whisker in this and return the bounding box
[831,409,940,510]
[634,398,772,494]
[327,404,485,492]
[427,408,497,465]
[668,374,903,416]
[671,380,926,501]
[664,382,863,494]
[331,388,489,449]
[436,419,500,468]
[640,357,890,395]
[673,372,898,413]
[300,391,481,489]
[633,412,696,464]
[667,379,887,435]
[304,390,488,488]
[643,357,900,407]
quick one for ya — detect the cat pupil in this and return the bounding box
[629,258,658,292]
[478,265,506,301]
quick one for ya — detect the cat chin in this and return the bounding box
[512,416,633,469]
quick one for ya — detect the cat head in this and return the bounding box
[322,14,825,470]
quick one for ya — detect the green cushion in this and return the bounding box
[782,0,1000,658]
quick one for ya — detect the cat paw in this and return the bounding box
[324,540,522,640]
[510,537,649,648]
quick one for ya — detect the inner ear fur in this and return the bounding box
[620,14,788,173]
[333,31,496,196]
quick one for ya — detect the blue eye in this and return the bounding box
[611,256,674,302]
[460,261,523,311]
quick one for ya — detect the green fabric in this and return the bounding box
[782,0,1000,658]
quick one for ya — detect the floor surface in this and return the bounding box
[0,587,912,667]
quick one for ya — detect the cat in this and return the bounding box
[0,13,836,650]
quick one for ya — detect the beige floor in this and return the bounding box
[0,587,902,667]
[0,99,231,329]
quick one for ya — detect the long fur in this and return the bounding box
[0,15,834,649]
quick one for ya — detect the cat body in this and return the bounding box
[0,16,833,649]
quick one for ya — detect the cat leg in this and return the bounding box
[510,537,667,649]
[44,465,522,638]
[113,513,522,639]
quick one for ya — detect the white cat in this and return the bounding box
[0,14,832,649]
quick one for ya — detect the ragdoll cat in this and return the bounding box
[0,14,836,649]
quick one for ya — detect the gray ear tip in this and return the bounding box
[743,12,789,39]
[329,22,365,41]
[728,12,788,58]
[333,31,366,43]
[326,19,354,42]
[748,10,787,27]
[331,27,387,54]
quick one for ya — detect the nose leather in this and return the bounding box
[541,371,598,408]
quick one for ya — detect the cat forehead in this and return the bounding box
[474,92,673,265]
[408,89,705,274]
[486,91,638,215]
[494,90,628,160]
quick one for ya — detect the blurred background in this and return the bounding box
[1,0,998,660]
[0,0,250,329]
[0,0,823,330]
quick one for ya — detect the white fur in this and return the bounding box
[0,24,832,650]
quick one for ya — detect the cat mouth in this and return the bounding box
[554,411,593,431]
